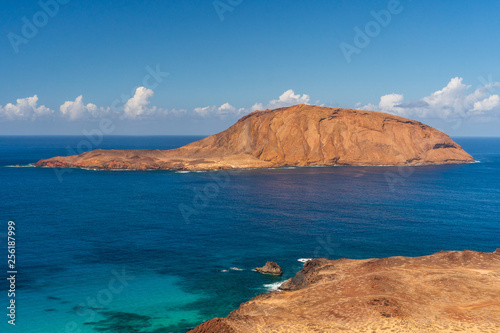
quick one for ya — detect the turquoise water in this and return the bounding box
[1,136,499,332]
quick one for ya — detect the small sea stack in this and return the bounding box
[255,262,282,275]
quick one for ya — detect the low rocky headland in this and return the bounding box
[34,105,474,170]
[189,249,500,332]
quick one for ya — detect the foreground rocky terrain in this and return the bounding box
[34,105,474,170]
[189,249,500,333]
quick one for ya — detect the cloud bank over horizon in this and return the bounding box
[0,89,312,122]
[1,78,499,132]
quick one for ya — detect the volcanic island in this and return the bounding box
[34,104,474,170]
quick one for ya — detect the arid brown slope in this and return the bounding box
[189,250,500,333]
[34,105,474,170]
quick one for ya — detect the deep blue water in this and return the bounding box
[1,136,499,332]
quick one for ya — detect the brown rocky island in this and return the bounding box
[34,105,473,170]
[189,250,500,333]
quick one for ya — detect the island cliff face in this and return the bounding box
[189,250,500,333]
[34,105,474,170]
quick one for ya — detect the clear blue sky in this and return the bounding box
[1,0,500,135]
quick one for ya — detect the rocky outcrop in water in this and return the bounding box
[255,262,282,275]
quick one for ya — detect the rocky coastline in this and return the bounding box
[189,249,500,332]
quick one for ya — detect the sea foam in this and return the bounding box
[263,282,283,292]
[298,258,312,263]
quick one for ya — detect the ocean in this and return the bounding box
[1,136,499,333]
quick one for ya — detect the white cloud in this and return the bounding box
[472,95,500,113]
[358,102,377,111]
[356,77,500,119]
[193,105,215,117]
[60,95,107,120]
[379,93,404,113]
[191,89,312,119]
[420,77,471,117]
[218,102,235,112]
[168,108,187,116]
[267,89,310,109]
[124,87,155,118]
[0,95,52,120]
[251,103,264,111]
[358,93,405,115]
[193,102,241,117]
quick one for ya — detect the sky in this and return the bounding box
[1,0,500,136]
